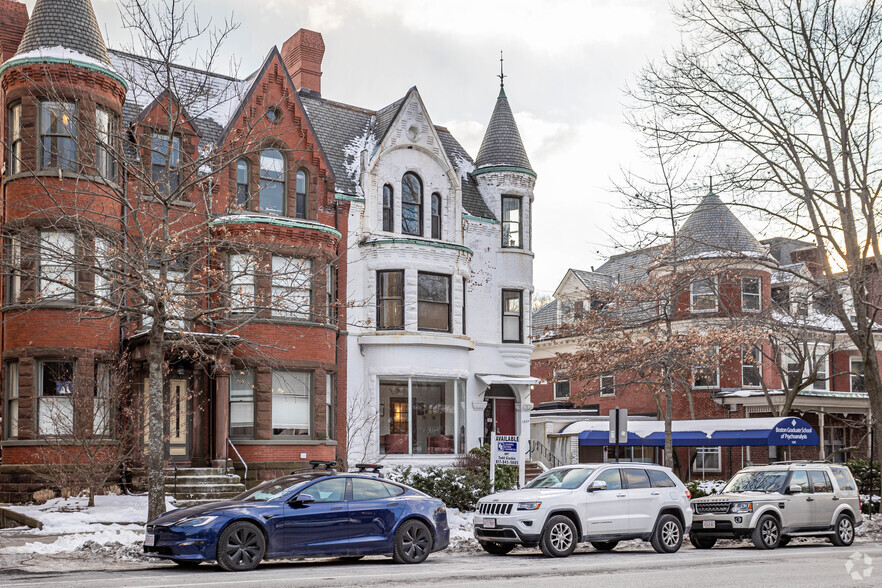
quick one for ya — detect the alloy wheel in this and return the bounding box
[838,518,854,543]
[761,519,779,546]
[402,524,431,560]
[226,526,262,568]
[661,520,680,548]
[550,522,574,551]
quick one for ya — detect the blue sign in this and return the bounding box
[497,441,517,453]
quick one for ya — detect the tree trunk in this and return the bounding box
[146,326,166,522]
[664,379,674,469]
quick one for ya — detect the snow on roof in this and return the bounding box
[4,45,116,71]
[342,124,377,197]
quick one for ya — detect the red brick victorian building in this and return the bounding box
[0,0,349,499]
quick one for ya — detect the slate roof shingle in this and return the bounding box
[475,87,533,173]
[15,0,110,65]
[669,192,768,261]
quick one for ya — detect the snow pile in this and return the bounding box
[7,494,176,535]
[446,508,480,552]
[0,529,143,555]
[342,125,377,196]
[697,480,727,495]
[452,154,475,181]
[857,516,882,542]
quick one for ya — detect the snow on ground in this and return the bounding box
[0,529,144,555]
[446,509,479,552]
[857,516,882,542]
[697,480,727,495]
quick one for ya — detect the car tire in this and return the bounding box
[831,513,855,547]
[216,521,266,572]
[650,514,683,553]
[778,536,791,547]
[689,535,716,549]
[172,559,201,567]
[591,541,618,551]
[751,514,781,550]
[539,515,578,558]
[392,520,433,564]
[479,541,516,555]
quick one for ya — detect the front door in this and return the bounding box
[494,398,516,435]
[167,378,189,459]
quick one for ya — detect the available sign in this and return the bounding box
[494,436,520,466]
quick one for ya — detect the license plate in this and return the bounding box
[144,534,155,546]
[484,518,496,529]
[702,520,716,529]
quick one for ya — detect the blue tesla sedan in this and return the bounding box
[143,465,449,571]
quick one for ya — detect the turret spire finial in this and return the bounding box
[498,50,506,89]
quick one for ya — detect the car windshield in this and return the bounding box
[722,470,788,494]
[525,467,595,489]
[233,475,318,502]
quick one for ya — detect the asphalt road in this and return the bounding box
[2,542,880,588]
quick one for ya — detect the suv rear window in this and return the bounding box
[648,469,676,488]
[831,467,857,492]
[623,468,651,489]
[808,470,833,493]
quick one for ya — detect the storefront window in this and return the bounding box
[379,378,464,455]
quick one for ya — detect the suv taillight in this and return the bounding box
[685,489,692,499]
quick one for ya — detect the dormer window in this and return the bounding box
[151,133,181,195]
[295,169,308,219]
[431,193,442,239]
[40,101,77,170]
[401,172,422,236]
[382,184,393,232]
[502,195,522,248]
[259,149,285,215]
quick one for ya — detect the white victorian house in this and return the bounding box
[301,80,537,465]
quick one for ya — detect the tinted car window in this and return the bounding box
[593,468,623,491]
[623,468,651,489]
[831,467,857,492]
[383,482,406,497]
[352,478,395,501]
[790,470,811,493]
[648,469,676,488]
[306,478,347,502]
[808,470,833,493]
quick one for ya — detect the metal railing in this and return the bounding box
[527,439,564,470]
[226,438,248,485]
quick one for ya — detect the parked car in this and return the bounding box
[474,463,693,557]
[690,461,862,550]
[143,463,449,571]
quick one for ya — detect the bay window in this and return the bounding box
[690,277,717,312]
[230,368,255,438]
[742,277,761,312]
[93,363,111,436]
[259,149,285,214]
[37,360,75,436]
[693,348,719,388]
[94,237,112,303]
[742,346,763,388]
[40,231,76,301]
[401,172,422,236]
[377,270,404,330]
[40,101,77,170]
[502,195,522,248]
[7,235,21,303]
[379,378,465,455]
[417,272,450,332]
[228,253,255,312]
[272,370,311,437]
[502,289,523,343]
[272,255,311,319]
[5,361,19,438]
[95,107,118,181]
[8,103,21,174]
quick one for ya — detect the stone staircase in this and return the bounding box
[165,467,246,506]
[525,461,545,483]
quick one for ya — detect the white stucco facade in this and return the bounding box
[343,89,536,466]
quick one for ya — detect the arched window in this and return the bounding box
[295,169,308,219]
[401,172,422,236]
[382,184,393,232]
[259,149,285,214]
[236,159,249,208]
[431,193,442,239]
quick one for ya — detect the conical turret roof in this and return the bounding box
[669,192,768,261]
[475,86,533,174]
[15,0,110,66]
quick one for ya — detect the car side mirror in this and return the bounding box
[588,480,607,492]
[788,484,802,494]
[290,493,315,506]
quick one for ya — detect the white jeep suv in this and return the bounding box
[474,463,693,557]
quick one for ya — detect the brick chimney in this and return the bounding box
[0,0,29,63]
[281,29,325,95]
[791,246,823,277]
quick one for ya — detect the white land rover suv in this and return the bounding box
[474,463,693,557]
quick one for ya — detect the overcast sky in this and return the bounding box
[26,0,682,297]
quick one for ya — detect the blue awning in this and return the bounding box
[575,417,819,447]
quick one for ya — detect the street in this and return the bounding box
[2,542,879,587]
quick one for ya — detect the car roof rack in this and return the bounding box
[290,460,337,475]
[354,463,385,478]
[768,460,832,466]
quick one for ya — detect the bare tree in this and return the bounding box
[341,389,380,471]
[630,0,882,464]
